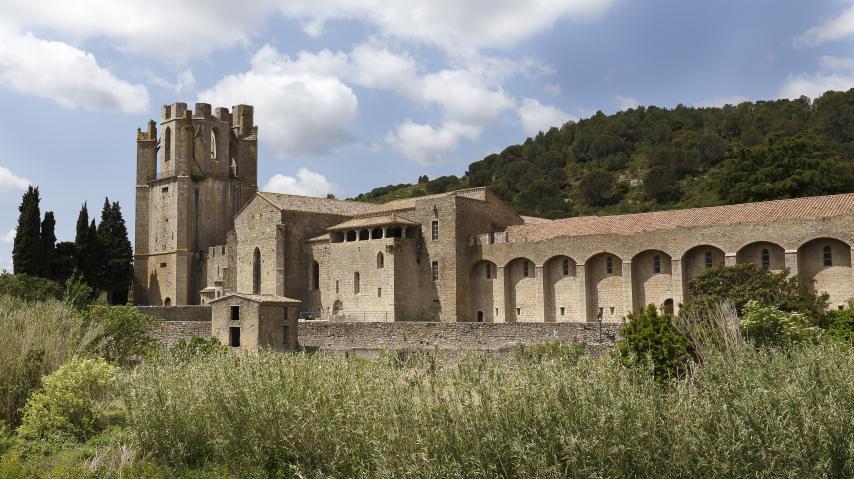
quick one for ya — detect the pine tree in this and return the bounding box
[40,211,57,279]
[12,186,42,276]
[74,203,100,291]
[98,199,133,304]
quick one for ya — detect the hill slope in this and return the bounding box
[354,90,854,218]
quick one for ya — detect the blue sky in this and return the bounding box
[1,0,854,271]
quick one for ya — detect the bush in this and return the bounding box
[17,357,119,445]
[86,306,159,366]
[169,336,227,362]
[0,296,99,426]
[822,307,854,344]
[618,304,691,378]
[739,301,821,347]
[685,263,826,316]
[0,274,62,303]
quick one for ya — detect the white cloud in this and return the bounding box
[279,0,615,57]
[199,45,359,156]
[796,3,854,47]
[614,95,639,111]
[386,121,479,166]
[517,98,573,136]
[263,168,338,197]
[780,72,854,99]
[0,30,149,113]
[0,166,30,192]
[147,69,196,93]
[0,229,15,244]
[543,84,562,97]
[6,0,615,61]
[693,95,748,108]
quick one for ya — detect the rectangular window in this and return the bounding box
[161,187,168,194]
[485,263,492,279]
[523,261,530,277]
[560,307,565,316]
[284,306,289,320]
[431,261,439,282]
[653,255,661,274]
[606,256,613,274]
[230,305,239,321]
[377,287,382,297]
[335,280,340,294]
[431,220,439,241]
[160,262,167,268]
[516,308,521,316]
[229,326,241,347]
[283,325,290,346]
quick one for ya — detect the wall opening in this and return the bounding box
[377,252,384,269]
[312,261,320,289]
[229,326,240,347]
[354,272,360,294]
[164,297,171,306]
[372,227,383,239]
[163,127,171,164]
[477,310,484,322]
[346,230,357,242]
[823,246,833,266]
[359,229,370,240]
[210,128,218,160]
[431,261,439,281]
[253,247,261,294]
[431,220,439,240]
[230,305,239,321]
[663,299,674,315]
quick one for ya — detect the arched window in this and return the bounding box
[253,248,261,294]
[163,127,171,163]
[704,251,713,269]
[823,246,833,266]
[210,129,218,160]
[312,261,320,289]
[653,254,661,274]
[377,252,384,269]
[485,263,492,279]
[164,297,172,307]
[761,248,770,269]
[562,258,570,276]
[354,272,360,294]
[606,256,613,274]
[523,261,530,277]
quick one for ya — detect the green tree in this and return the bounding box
[618,304,690,379]
[0,274,63,302]
[12,186,42,276]
[643,166,681,203]
[97,199,133,304]
[685,263,827,317]
[74,203,101,292]
[578,169,616,206]
[40,211,57,280]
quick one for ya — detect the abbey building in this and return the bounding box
[134,103,854,323]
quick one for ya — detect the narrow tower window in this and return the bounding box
[606,256,613,274]
[823,246,833,267]
[485,263,492,279]
[253,247,261,294]
[163,127,171,163]
[705,251,713,269]
[431,261,439,282]
[761,249,770,269]
[377,252,384,269]
[210,129,218,160]
[523,261,530,277]
[354,272,360,294]
[653,255,661,274]
[431,220,439,241]
[312,261,320,289]
[562,258,570,276]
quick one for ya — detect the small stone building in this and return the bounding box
[210,293,300,351]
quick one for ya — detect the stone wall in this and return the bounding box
[156,321,212,347]
[298,321,621,354]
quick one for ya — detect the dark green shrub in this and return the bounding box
[169,336,226,361]
[825,308,854,344]
[0,274,62,302]
[86,306,159,366]
[618,304,690,378]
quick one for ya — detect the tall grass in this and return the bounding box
[0,295,99,425]
[124,343,854,478]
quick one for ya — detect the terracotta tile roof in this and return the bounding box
[507,193,854,242]
[520,215,550,224]
[328,214,420,231]
[257,192,373,216]
[357,187,488,216]
[209,293,301,304]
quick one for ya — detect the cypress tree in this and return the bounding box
[74,203,99,290]
[98,199,133,304]
[40,211,57,279]
[12,186,42,276]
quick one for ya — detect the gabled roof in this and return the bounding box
[209,293,301,304]
[328,214,420,231]
[256,192,374,216]
[355,187,488,216]
[506,193,854,242]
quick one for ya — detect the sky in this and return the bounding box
[1,0,854,271]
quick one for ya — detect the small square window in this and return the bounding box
[230,305,239,321]
[159,262,167,268]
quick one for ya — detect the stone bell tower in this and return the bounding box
[134,102,258,305]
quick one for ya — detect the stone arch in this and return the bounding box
[377,252,384,269]
[252,247,261,294]
[736,241,785,271]
[359,229,370,241]
[585,252,624,321]
[470,260,497,322]
[332,300,343,319]
[631,250,673,314]
[346,230,357,242]
[371,227,383,239]
[506,257,537,322]
[798,237,853,309]
[681,245,725,295]
[544,255,578,322]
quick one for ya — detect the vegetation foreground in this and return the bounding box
[1,262,853,478]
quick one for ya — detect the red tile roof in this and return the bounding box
[506,193,854,242]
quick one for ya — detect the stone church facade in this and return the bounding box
[134,103,854,322]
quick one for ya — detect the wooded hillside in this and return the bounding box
[355,89,854,218]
